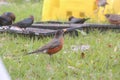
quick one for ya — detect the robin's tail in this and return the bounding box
[80,18,90,23]
[26,51,37,55]
[25,49,43,55]
[84,18,90,21]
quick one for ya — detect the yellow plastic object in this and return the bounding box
[41,0,120,21]
[113,0,120,14]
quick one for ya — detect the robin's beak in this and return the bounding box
[63,29,67,32]
[106,2,108,5]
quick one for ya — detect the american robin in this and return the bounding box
[2,12,16,22]
[95,0,108,13]
[105,14,120,25]
[68,16,90,24]
[11,15,34,28]
[27,29,67,56]
[0,12,15,26]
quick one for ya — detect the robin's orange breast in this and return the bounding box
[47,38,64,55]
[47,45,63,55]
[109,20,120,25]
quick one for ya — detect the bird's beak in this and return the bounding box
[63,29,67,32]
[106,2,108,5]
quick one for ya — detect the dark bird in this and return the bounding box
[11,15,34,28]
[0,12,15,26]
[95,0,108,13]
[27,29,66,56]
[68,16,90,24]
[105,14,120,25]
[2,12,16,22]
[0,16,12,26]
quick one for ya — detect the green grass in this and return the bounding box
[0,2,120,80]
[0,1,43,22]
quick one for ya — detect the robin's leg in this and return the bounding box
[49,54,53,64]
[46,55,53,71]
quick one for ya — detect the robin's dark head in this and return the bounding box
[68,16,74,21]
[2,12,16,22]
[105,2,108,5]
[105,14,110,18]
[30,15,34,20]
[54,29,66,38]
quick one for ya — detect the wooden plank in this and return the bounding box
[32,23,120,29]
[1,23,120,37]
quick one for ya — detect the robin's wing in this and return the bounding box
[0,16,5,25]
[0,16,12,26]
[70,18,81,23]
[27,39,60,54]
[109,15,120,21]
[20,18,33,24]
[40,39,61,51]
[12,17,33,27]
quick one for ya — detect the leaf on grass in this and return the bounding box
[71,45,79,52]
[108,44,112,48]
[68,66,79,71]
[24,44,29,47]
[68,66,76,70]
[80,44,90,52]
[71,44,90,52]
[63,49,71,54]
[114,46,118,52]
[81,52,85,59]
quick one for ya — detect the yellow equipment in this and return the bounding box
[42,0,120,21]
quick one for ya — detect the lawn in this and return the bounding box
[0,1,120,80]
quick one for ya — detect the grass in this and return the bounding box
[0,1,43,22]
[0,2,120,80]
